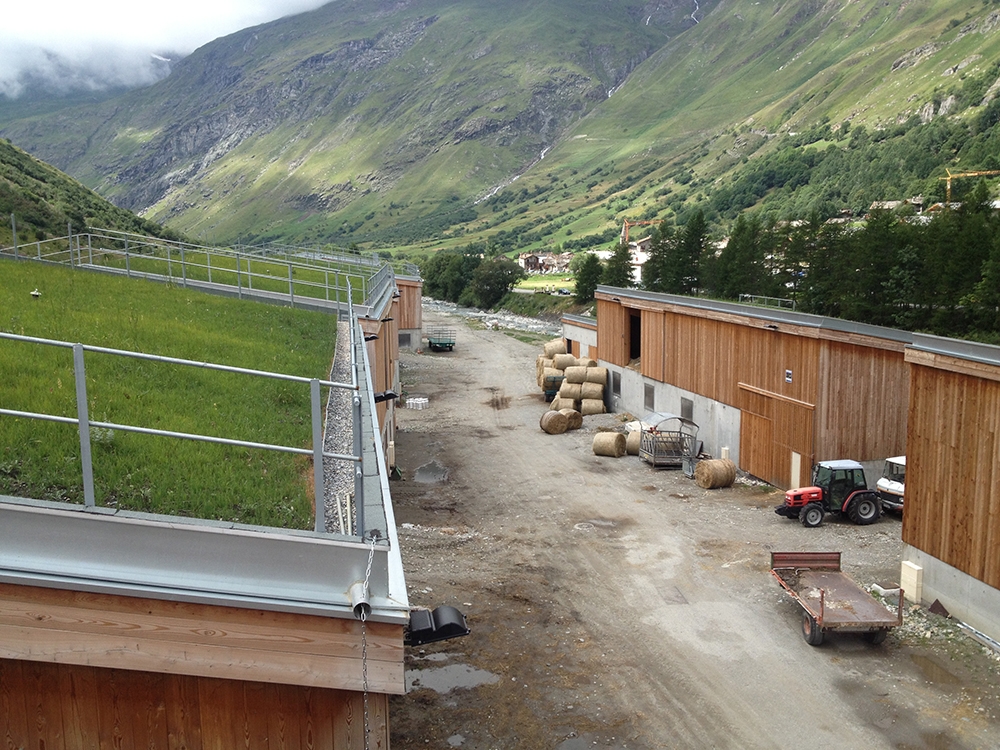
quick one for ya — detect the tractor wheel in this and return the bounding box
[847,494,881,525]
[799,503,825,528]
[863,629,889,645]
[802,612,824,646]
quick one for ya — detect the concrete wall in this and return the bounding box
[903,545,1000,645]
[606,364,742,464]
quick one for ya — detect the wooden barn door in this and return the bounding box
[740,411,774,484]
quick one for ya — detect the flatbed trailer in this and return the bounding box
[770,551,903,646]
[426,327,456,352]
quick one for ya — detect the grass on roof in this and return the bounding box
[0,259,338,529]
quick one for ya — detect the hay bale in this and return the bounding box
[580,398,606,416]
[585,367,608,385]
[564,365,588,384]
[550,397,579,412]
[592,432,626,457]
[543,339,567,358]
[559,409,583,430]
[694,458,737,489]
[580,381,604,400]
[576,357,597,367]
[552,353,576,370]
[558,382,583,400]
[625,430,642,455]
[540,410,569,435]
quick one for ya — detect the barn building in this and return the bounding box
[568,287,911,489]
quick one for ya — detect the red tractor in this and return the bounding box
[775,459,882,528]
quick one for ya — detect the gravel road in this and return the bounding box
[388,307,1000,750]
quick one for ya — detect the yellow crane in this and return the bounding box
[938,168,1000,208]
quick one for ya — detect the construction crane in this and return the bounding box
[938,168,1000,208]
[621,219,660,244]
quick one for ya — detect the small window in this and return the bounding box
[398,332,412,348]
[681,397,694,422]
[644,384,655,411]
[612,371,622,397]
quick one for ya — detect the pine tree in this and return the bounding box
[602,241,635,288]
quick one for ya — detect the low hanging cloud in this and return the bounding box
[1,0,332,98]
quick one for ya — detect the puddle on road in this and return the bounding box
[910,653,961,684]
[414,459,449,484]
[405,663,500,693]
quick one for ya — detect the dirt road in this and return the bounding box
[388,309,1000,750]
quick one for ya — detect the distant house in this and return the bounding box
[519,251,572,274]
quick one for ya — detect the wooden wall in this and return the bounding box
[395,278,423,331]
[0,657,388,750]
[596,292,910,487]
[903,351,1000,589]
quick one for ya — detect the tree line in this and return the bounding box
[596,185,1000,342]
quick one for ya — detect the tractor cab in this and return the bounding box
[776,459,881,528]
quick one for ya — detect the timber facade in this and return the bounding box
[588,287,911,489]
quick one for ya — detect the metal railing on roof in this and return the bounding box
[0,303,388,540]
[1,226,391,312]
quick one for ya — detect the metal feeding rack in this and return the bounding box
[638,413,700,470]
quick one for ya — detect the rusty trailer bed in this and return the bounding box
[770,551,902,645]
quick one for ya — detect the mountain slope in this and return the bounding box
[0,138,179,247]
[3,0,1000,252]
[1,0,698,244]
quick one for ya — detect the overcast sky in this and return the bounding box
[1,0,331,98]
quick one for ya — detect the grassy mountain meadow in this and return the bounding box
[2,0,1000,257]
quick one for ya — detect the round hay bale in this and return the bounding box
[694,458,737,489]
[558,382,583,400]
[542,367,562,380]
[580,381,604,400]
[585,367,608,385]
[559,408,583,430]
[552,353,576,370]
[625,430,642,455]
[592,432,626,457]
[544,339,567,358]
[580,398,606,416]
[563,366,588,384]
[550,397,579,412]
[540,410,569,435]
[576,357,597,367]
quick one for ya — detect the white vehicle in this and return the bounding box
[876,456,906,512]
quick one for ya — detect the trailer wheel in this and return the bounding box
[799,503,825,528]
[802,612,824,646]
[847,494,881,525]
[863,629,888,645]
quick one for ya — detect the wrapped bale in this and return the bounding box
[552,353,577,371]
[544,339,567,358]
[580,381,604,400]
[559,409,583,430]
[625,430,642,455]
[540,410,569,435]
[564,366,589,384]
[577,357,597,367]
[592,432,626,457]
[694,458,737,489]
[558,382,583,401]
[585,367,609,385]
[580,398,606,416]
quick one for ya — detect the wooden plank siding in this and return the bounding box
[395,277,423,331]
[0,583,405,695]
[0,658,388,750]
[594,291,910,488]
[903,358,1000,589]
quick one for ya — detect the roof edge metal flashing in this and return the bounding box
[0,497,409,623]
[562,313,597,327]
[908,333,1000,367]
[596,286,914,346]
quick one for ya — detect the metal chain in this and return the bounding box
[360,531,378,750]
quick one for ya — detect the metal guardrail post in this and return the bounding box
[289,265,295,308]
[207,253,212,284]
[181,247,187,287]
[125,236,131,277]
[10,214,16,259]
[88,234,93,265]
[311,378,325,533]
[237,256,243,299]
[73,344,96,507]
[354,393,364,537]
